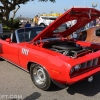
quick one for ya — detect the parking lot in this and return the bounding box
[0,60,100,100]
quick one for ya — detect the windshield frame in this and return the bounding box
[15,27,46,43]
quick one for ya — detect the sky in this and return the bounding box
[13,0,100,18]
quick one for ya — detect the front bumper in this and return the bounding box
[67,66,100,85]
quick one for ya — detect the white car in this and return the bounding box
[38,16,57,27]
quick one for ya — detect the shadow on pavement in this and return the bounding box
[23,92,41,100]
[10,92,41,100]
[66,72,100,96]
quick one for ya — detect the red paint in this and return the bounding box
[0,7,100,86]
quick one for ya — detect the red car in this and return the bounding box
[1,7,100,91]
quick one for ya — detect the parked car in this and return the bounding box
[38,16,57,27]
[1,7,100,91]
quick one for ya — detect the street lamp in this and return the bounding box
[92,2,98,8]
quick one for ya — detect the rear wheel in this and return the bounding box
[30,64,52,90]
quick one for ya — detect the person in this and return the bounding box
[96,17,100,26]
[24,21,31,27]
[88,19,96,28]
[93,19,96,26]
[33,15,39,26]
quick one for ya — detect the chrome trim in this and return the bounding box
[81,58,99,68]
[15,27,46,43]
[15,30,20,43]
[73,58,99,70]
[70,58,99,77]
[33,66,46,85]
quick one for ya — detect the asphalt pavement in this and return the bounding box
[0,60,100,100]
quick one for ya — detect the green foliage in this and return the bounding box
[0,19,20,30]
[3,26,10,30]
[0,0,56,28]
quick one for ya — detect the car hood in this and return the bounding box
[32,7,100,42]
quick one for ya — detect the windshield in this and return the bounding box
[17,27,45,42]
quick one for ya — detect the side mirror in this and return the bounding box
[96,29,100,36]
[6,38,11,42]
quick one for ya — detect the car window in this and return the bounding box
[18,32,29,42]
[49,18,57,20]
[41,17,48,20]
[41,17,57,20]
[17,27,45,42]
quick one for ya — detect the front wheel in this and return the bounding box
[30,64,52,90]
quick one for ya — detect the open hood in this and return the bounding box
[32,7,100,42]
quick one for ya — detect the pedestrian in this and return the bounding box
[96,17,100,26]
[33,15,39,26]
[24,21,31,27]
[88,19,96,28]
[93,19,96,26]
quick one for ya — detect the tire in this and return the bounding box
[39,23,45,27]
[30,64,52,90]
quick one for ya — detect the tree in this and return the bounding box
[0,0,55,27]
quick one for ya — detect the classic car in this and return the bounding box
[1,7,100,91]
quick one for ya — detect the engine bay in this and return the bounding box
[42,39,98,58]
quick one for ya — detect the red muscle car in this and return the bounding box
[1,7,100,90]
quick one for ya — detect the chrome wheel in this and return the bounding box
[30,64,52,90]
[33,66,46,86]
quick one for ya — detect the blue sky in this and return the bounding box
[14,0,100,18]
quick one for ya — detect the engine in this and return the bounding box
[43,40,94,58]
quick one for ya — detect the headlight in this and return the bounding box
[74,65,80,71]
[70,67,74,74]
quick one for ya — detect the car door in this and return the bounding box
[0,39,20,66]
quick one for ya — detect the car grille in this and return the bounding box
[70,58,100,78]
[81,58,98,68]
